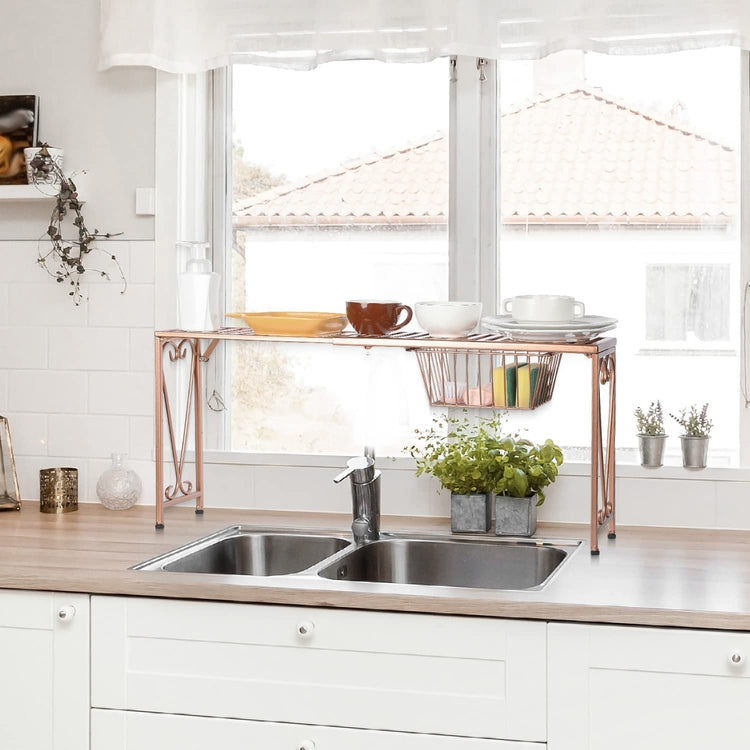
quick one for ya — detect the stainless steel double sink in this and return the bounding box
[134,526,580,591]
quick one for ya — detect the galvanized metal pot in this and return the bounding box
[495,493,538,537]
[451,492,492,533]
[638,434,667,468]
[680,436,709,470]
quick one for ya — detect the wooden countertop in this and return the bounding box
[1,502,749,631]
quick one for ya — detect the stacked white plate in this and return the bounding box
[482,314,617,343]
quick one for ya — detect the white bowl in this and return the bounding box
[415,301,482,338]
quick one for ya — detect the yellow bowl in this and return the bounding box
[227,311,348,337]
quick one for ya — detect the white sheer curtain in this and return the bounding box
[99,0,750,72]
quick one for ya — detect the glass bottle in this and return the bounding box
[96,453,142,510]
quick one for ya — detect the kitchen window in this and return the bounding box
[213,48,747,467]
[496,47,743,466]
[226,60,449,456]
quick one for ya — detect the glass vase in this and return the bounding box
[96,453,142,510]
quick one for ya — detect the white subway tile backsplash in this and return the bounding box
[9,370,87,413]
[79,241,131,285]
[129,328,154,372]
[87,284,155,328]
[49,327,129,371]
[617,476,717,528]
[3,413,47,456]
[129,416,154,460]
[0,242,53,283]
[0,284,8,325]
[129,241,156,283]
[89,371,152,416]
[0,371,8,412]
[715,482,750,529]
[8,283,88,327]
[0,327,48,369]
[48,414,129,458]
[253,465,350,513]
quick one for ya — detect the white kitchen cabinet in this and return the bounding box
[548,622,750,749]
[91,709,544,749]
[0,590,89,750]
[91,596,547,742]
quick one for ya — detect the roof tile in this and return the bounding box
[234,90,736,227]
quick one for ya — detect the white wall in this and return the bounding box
[0,0,157,502]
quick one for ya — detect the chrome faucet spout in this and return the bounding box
[334,451,381,545]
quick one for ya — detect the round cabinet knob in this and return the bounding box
[729,651,745,667]
[57,605,76,621]
[297,621,315,638]
[298,741,316,750]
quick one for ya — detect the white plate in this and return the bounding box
[482,314,618,331]
[481,321,617,343]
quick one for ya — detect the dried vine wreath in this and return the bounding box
[28,144,126,305]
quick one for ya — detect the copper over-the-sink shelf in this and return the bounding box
[154,328,616,554]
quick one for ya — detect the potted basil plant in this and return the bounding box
[408,412,505,533]
[492,435,563,537]
[670,404,712,470]
[634,401,667,468]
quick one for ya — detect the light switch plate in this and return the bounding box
[135,187,156,215]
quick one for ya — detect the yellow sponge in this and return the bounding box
[517,363,540,408]
[493,364,517,407]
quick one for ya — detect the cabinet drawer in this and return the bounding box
[92,709,544,749]
[92,596,546,741]
[549,623,750,750]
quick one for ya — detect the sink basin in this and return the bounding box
[317,537,573,590]
[134,525,578,591]
[133,526,350,576]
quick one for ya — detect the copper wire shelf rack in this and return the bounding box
[415,348,562,409]
[154,328,616,553]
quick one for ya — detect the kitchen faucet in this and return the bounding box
[333,446,381,545]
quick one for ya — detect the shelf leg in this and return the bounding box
[606,352,617,539]
[155,335,164,529]
[590,352,600,554]
[193,338,205,515]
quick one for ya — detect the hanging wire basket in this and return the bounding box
[414,348,563,409]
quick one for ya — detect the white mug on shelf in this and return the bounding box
[502,294,585,323]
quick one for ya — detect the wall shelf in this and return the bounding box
[0,184,56,201]
[153,328,617,553]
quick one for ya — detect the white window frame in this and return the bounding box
[158,51,750,476]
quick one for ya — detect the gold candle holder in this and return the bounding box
[40,468,78,513]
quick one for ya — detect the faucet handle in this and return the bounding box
[333,455,375,484]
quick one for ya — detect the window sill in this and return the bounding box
[636,347,737,357]
[196,450,750,482]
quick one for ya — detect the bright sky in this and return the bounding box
[233,47,739,184]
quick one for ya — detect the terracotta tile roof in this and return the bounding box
[233,89,736,227]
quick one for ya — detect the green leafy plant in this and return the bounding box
[29,144,125,305]
[634,401,665,436]
[407,412,506,495]
[670,403,712,437]
[407,412,563,504]
[490,434,563,505]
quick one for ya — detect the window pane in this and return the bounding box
[498,48,740,465]
[230,60,449,455]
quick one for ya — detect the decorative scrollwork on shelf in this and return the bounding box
[164,338,191,362]
[599,353,615,385]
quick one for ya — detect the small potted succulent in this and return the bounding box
[407,412,505,533]
[634,401,667,468]
[492,435,563,537]
[670,404,712,470]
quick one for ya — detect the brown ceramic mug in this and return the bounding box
[346,300,413,336]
